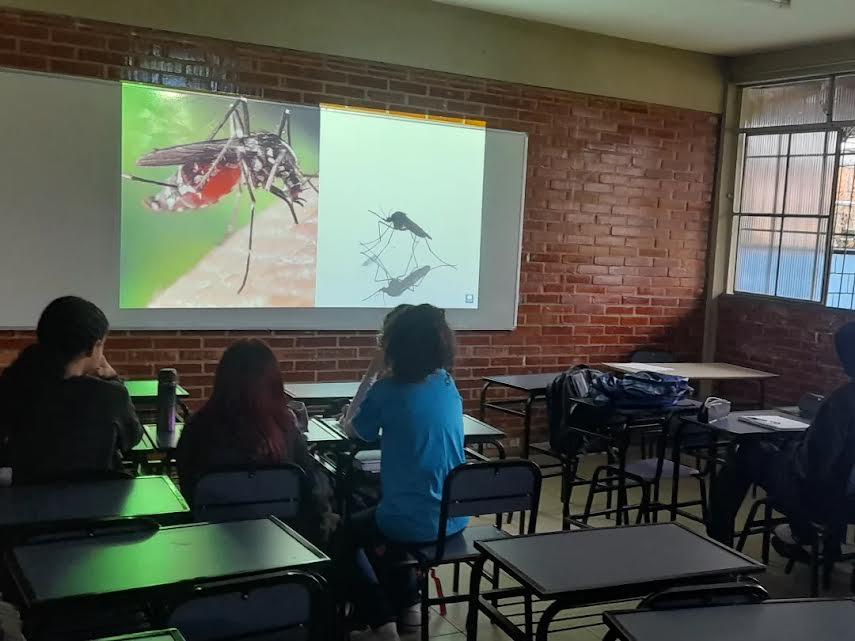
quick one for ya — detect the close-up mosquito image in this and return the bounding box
[124,96,317,294]
[359,208,455,303]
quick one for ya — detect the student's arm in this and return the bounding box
[796,389,850,495]
[113,383,144,452]
[345,380,384,442]
[341,351,385,438]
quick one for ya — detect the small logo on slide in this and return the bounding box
[465,294,474,303]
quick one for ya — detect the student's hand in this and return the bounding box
[94,355,118,380]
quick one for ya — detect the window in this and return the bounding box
[732,75,855,309]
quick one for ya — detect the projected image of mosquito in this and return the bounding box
[361,209,455,273]
[358,208,456,303]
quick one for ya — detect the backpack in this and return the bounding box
[591,371,693,409]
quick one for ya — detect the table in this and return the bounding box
[465,522,763,641]
[603,598,855,641]
[125,380,191,421]
[306,417,349,448]
[9,517,328,608]
[604,362,778,407]
[684,409,809,440]
[133,424,185,455]
[91,631,185,641]
[124,380,190,400]
[479,373,563,459]
[0,476,188,536]
[284,381,360,415]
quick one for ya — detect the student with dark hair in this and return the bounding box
[0,296,142,483]
[339,304,465,641]
[176,339,336,545]
[708,321,855,551]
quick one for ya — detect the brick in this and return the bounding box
[18,40,74,57]
[48,58,102,76]
[0,52,47,70]
[51,30,105,48]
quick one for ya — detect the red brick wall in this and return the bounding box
[0,8,719,442]
[716,294,852,406]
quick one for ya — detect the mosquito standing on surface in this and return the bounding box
[360,209,456,275]
[123,97,317,293]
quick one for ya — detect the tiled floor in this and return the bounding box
[412,452,854,641]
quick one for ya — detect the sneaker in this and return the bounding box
[771,525,811,562]
[397,603,422,629]
[350,622,401,641]
[773,524,798,546]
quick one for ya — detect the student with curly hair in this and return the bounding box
[339,304,466,641]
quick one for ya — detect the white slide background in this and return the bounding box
[315,108,484,308]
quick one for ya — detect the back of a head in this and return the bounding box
[1,296,108,394]
[37,296,109,364]
[381,304,455,384]
[202,339,292,457]
[835,321,855,378]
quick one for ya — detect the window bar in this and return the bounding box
[772,134,792,296]
[821,129,846,307]
[810,130,831,301]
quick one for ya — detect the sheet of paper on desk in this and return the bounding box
[740,415,809,430]
[619,363,675,373]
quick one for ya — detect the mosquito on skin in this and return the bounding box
[123,97,318,294]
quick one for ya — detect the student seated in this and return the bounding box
[0,296,142,484]
[339,304,467,641]
[176,339,336,545]
[708,322,855,550]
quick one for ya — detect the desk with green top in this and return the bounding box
[124,380,191,422]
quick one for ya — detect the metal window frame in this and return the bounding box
[731,72,855,307]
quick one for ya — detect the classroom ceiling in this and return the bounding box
[433,0,855,55]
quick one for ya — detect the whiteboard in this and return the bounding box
[0,69,526,330]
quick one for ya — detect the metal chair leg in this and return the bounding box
[452,562,460,593]
[420,570,430,641]
[761,501,773,566]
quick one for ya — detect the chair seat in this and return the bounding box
[624,458,700,481]
[413,525,510,564]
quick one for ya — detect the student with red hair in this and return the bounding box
[177,339,335,544]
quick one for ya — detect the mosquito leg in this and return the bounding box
[360,222,392,254]
[237,160,257,294]
[227,187,241,235]
[122,174,177,188]
[208,97,249,140]
[276,108,292,144]
[303,174,319,194]
[268,186,299,225]
[425,239,457,269]
[265,150,287,192]
[196,135,236,192]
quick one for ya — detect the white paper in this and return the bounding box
[739,415,809,431]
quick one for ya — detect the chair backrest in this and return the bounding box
[435,460,541,558]
[192,465,307,524]
[168,571,328,641]
[630,350,675,364]
[639,580,768,610]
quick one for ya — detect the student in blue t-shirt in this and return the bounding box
[340,303,467,641]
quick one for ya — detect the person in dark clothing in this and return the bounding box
[176,339,336,546]
[0,296,142,484]
[708,322,855,548]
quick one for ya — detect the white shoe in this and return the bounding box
[398,603,423,628]
[350,622,401,641]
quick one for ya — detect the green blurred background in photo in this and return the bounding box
[120,83,320,308]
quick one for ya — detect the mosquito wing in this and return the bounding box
[136,139,238,167]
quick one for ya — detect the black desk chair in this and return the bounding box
[602,580,768,641]
[409,459,542,641]
[192,465,308,523]
[167,571,330,641]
